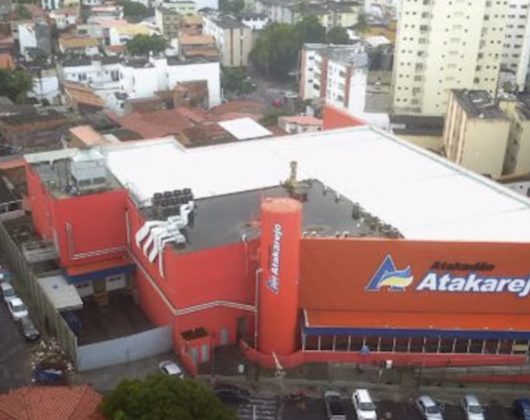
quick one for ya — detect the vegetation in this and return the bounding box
[326,26,350,45]
[15,3,32,19]
[219,0,244,14]
[250,16,329,78]
[99,374,237,420]
[126,34,168,55]
[221,67,256,96]
[259,108,293,127]
[354,13,368,33]
[0,68,33,103]
[121,0,150,20]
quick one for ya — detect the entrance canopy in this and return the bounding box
[303,310,530,340]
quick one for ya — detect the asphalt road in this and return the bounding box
[280,398,520,420]
[0,294,32,393]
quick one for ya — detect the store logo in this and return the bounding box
[266,223,283,294]
[366,254,414,291]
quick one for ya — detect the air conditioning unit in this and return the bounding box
[70,150,108,192]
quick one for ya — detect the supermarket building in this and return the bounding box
[24,125,530,373]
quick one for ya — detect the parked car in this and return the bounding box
[214,384,251,405]
[352,389,377,420]
[416,395,444,420]
[7,297,28,321]
[461,395,485,420]
[514,398,530,420]
[1,282,16,303]
[158,360,183,377]
[19,315,39,341]
[324,390,346,420]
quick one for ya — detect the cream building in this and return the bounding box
[501,95,530,174]
[393,0,507,116]
[443,90,510,178]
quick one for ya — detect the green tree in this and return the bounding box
[354,13,368,33]
[219,0,244,14]
[15,3,32,19]
[293,16,326,44]
[121,0,150,20]
[326,26,350,44]
[0,69,33,103]
[99,374,237,420]
[221,67,256,96]
[250,23,299,78]
[126,34,167,55]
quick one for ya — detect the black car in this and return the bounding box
[214,384,251,405]
[19,315,39,341]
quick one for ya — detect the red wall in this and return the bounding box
[322,105,366,130]
[301,238,530,314]
[25,162,129,268]
[127,197,257,347]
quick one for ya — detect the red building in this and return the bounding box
[24,127,530,374]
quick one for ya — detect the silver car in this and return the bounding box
[158,360,183,377]
[1,282,16,304]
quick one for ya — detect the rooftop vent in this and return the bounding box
[69,149,108,193]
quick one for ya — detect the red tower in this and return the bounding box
[258,197,302,355]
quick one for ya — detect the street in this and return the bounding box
[0,293,32,393]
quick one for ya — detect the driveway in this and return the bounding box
[0,295,32,393]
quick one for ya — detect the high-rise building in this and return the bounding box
[501,0,530,92]
[392,0,507,116]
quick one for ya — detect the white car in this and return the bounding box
[352,389,377,420]
[416,395,444,420]
[158,360,183,377]
[1,282,16,304]
[461,395,485,420]
[7,298,28,321]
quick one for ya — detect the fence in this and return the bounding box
[0,221,78,365]
[77,325,172,371]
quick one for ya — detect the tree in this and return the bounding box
[354,13,368,33]
[219,0,244,14]
[293,16,326,44]
[221,67,256,96]
[15,3,32,19]
[99,374,237,420]
[121,0,150,20]
[0,68,33,103]
[327,26,350,45]
[126,34,167,55]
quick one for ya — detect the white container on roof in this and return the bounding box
[102,126,530,243]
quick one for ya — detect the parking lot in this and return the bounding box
[279,397,520,420]
[0,293,32,393]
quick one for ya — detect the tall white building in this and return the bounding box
[393,0,507,116]
[501,0,530,92]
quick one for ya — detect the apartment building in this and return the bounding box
[393,0,507,116]
[203,15,252,67]
[155,7,180,39]
[501,0,530,92]
[443,90,509,178]
[300,44,369,115]
[502,95,530,174]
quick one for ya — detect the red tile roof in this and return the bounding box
[279,115,322,126]
[210,100,266,118]
[116,109,192,139]
[0,385,103,420]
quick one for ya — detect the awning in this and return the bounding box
[303,310,530,340]
[37,275,83,312]
[66,258,135,284]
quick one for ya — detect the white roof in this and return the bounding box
[218,118,273,140]
[365,35,391,48]
[37,275,83,312]
[103,126,530,243]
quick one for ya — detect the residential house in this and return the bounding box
[30,67,61,104]
[108,23,154,46]
[239,12,269,31]
[0,52,13,69]
[159,0,196,14]
[501,94,530,175]
[178,34,218,60]
[88,5,124,21]
[49,8,79,30]
[390,114,445,153]
[179,14,202,35]
[202,15,253,67]
[18,20,52,60]
[58,35,100,56]
[443,90,510,178]
[278,115,323,134]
